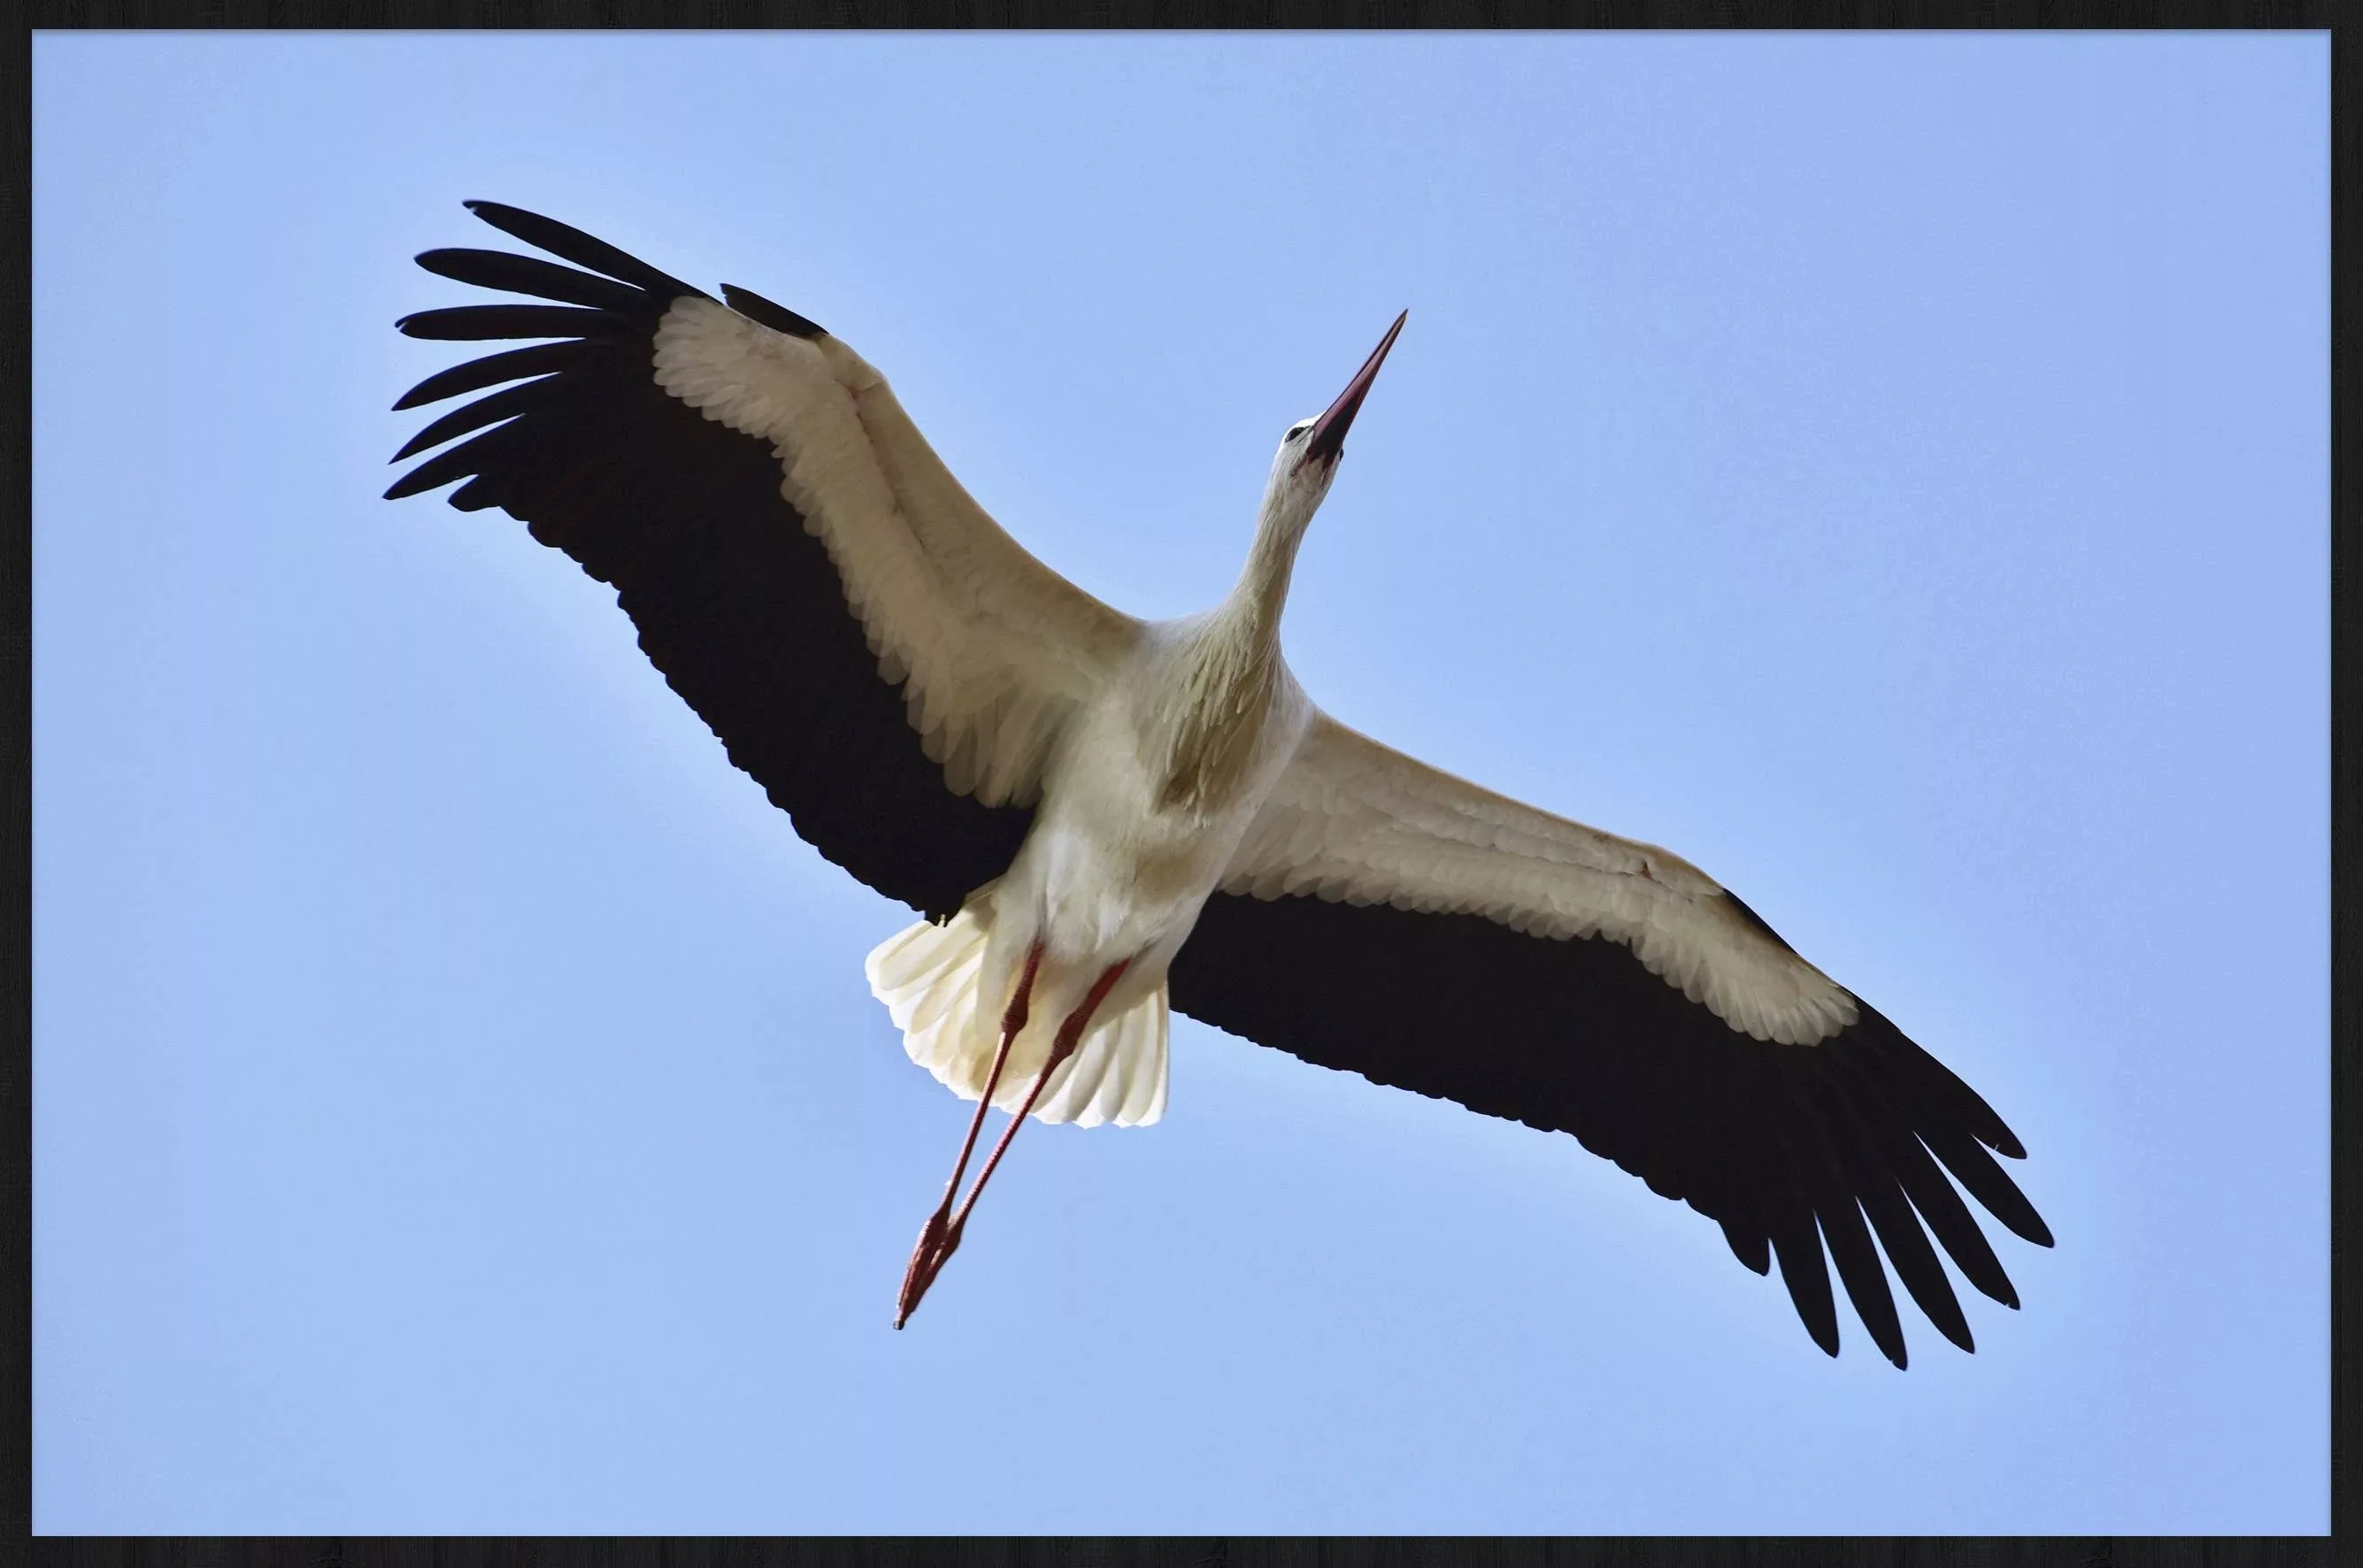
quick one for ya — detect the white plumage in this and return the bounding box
[867,899,1170,1128]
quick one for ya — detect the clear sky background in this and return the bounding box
[34,33,2325,1534]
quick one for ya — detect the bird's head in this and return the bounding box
[1261,311,1407,530]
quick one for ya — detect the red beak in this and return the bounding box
[1302,311,1407,467]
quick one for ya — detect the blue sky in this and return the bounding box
[34,33,2326,1533]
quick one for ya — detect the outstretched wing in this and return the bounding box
[1169,712,2052,1367]
[388,202,1138,918]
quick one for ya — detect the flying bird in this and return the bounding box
[388,201,2052,1363]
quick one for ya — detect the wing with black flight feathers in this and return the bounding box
[389,201,1041,919]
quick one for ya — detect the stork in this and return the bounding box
[388,202,2052,1363]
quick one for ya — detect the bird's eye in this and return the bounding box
[1286,425,1308,442]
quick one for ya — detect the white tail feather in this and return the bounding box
[864,911,1168,1128]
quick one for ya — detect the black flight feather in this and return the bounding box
[394,341,601,411]
[416,247,647,312]
[396,304,625,342]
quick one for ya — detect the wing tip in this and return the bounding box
[383,466,450,501]
[1988,1133,2029,1161]
[452,200,710,302]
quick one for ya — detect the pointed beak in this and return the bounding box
[1301,311,1407,467]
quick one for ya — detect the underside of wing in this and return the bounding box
[386,200,1089,918]
[1169,713,2053,1367]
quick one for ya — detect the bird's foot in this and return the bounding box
[895,1207,962,1328]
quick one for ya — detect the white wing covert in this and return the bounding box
[650,298,1137,808]
[1223,713,1859,1046]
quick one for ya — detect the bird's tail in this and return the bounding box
[864,908,1169,1128]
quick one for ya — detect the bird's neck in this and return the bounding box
[1148,498,1306,816]
[1223,496,1310,651]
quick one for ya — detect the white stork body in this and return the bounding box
[872,611,1316,1131]
[389,203,2052,1363]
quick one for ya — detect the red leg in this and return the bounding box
[895,957,1131,1328]
[896,942,1040,1326]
